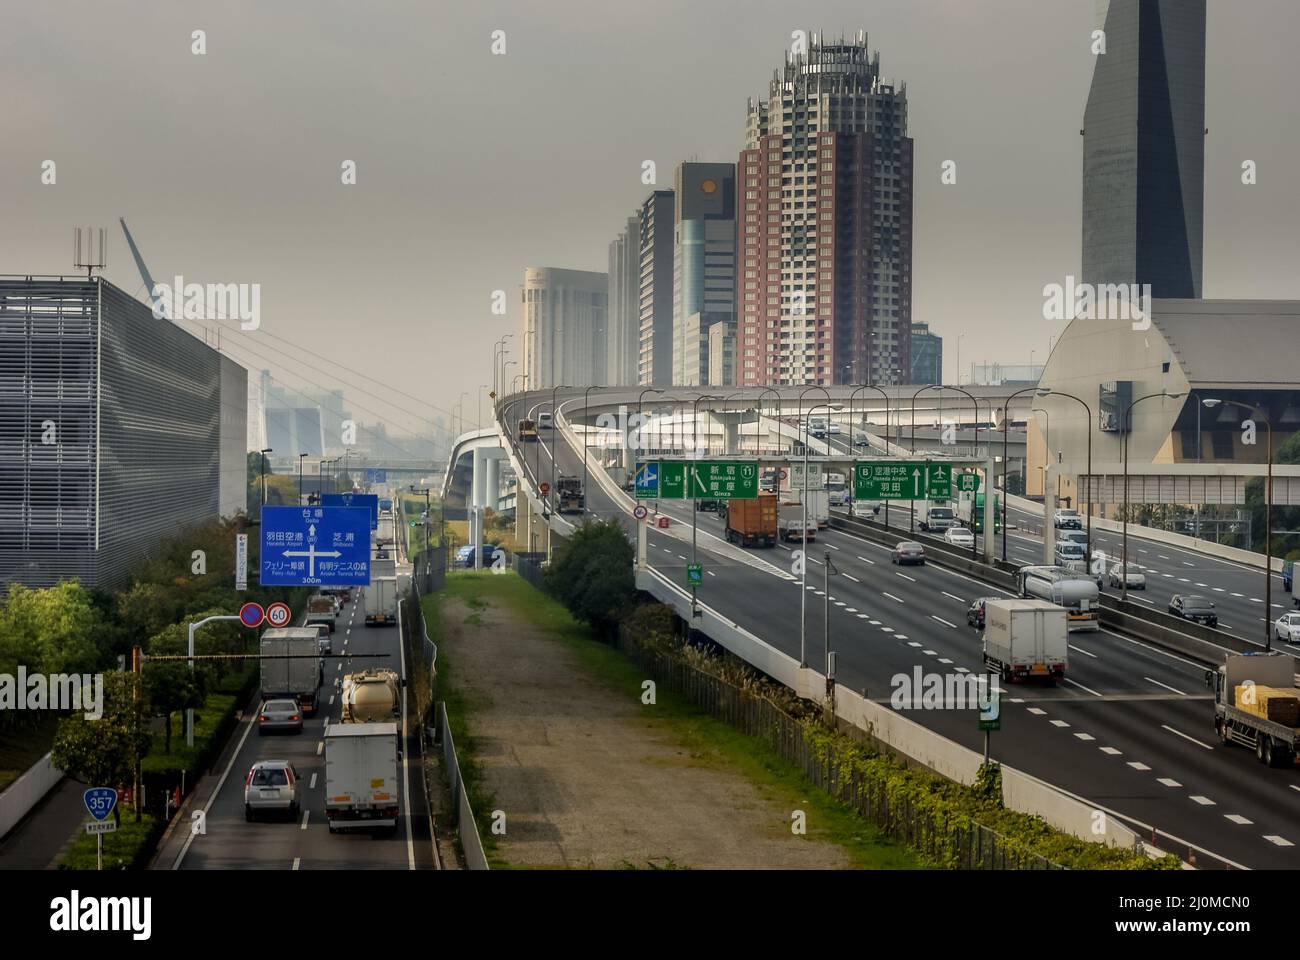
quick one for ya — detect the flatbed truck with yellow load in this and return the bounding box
[1207,651,1300,768]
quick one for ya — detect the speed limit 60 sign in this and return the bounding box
[265,602,292,628]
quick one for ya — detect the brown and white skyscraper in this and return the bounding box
[737,31,913,387]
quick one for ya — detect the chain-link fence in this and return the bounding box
[614,630,1063,870]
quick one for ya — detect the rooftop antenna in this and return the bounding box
[73,227,106,279]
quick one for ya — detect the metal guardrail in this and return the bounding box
[438,702,488,870]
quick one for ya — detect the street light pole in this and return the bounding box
[1000,387,1038,562]
[186,615,243,747]
[298,453,307,504]
[260,448,273,508]
[1203,399,1273,648]
[800,399,833,668]
[1121,392,1185,602]
[690,394,719,619]
[908,385,939,533]
[1036,388,1094,570]
[547,385,570,560]
[583,384,599,513]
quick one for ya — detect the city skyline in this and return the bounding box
[3,1,1296,427]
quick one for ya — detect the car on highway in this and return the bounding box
[258,698,304,735]
[1053,508,1082,530]
[966,596,1001,629]
[890,541,926,565]
[1107,562,1146,590]
[828,422,842,435]
[1273,612,1300,642]
[244,760,301,821]
[853,436,871,448]
[943,526,975,548]
[809,418,828,438]
[1053,540,1088,572]
[537,411,553,430]
[850,499,881,519]
[1168,594,1218,627]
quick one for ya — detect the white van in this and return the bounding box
[919,501,957,533]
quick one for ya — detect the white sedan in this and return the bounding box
[943,526,975,548]
[850,500,881,519]
[1274,612,1300,643]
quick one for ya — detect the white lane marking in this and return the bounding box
[937,657,952,664]
[845,607,858,613]
[677,555,687,561]
[309,773,317,789]
[292,858,301,870]
[329,695,335,705]
[922,649,937,656]
[1099,747,1123,755]
[896,635,909,640]
[1265,836,1295,847]
[1161,724,1214,750]
[1212,587,1225,592]
[895,572,916,582]
[856,556,875,564]
[1231,592,1244,598]
[882,592,904,604]
[1224,814,1253,825]
[1049,719,1070,728]
[843,574,860,583]
[317,741,324,756]
[1064,678,1102,698]
[1131,595,1155,605]
[337,663,342,672]
[707,570,716,577]
[834,601,846,607]
[1074,733,1095,741]
[1182,561,1195,567]
[826,543,840,550]
[1158,555,1170,560]
[931,616,958,628]
[1008,698,1025,703]
[1098,629,1206,671]
[1126,761,1151,771]
[1157,778,1181,787]
[1144,677,1185,696]
[955,667,969,674]
[881,626,894,633]
[1068,644,1097,659]
[1189,795,1216,806]
[1027,707,1046,716]
[857,614,869,619]
[301,810,310,830]
[942,591,965,603]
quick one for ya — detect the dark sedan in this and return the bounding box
[890,541,926,566]
[1169,594,1218,627]
[966,597,1001,629]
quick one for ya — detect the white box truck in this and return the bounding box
[324,721,400,833]
[260,628,324,715]
[982,599,1068,684]
[781,489,829,528]
[364,555,398,627]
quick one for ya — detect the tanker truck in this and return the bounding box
[341,668,404,723]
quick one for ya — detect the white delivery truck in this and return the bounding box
[919,500,958,533]
[260,628,324,716]
[982,599,1068,684]
[826,472,849,508]
[781,489,830,528]
[324,721,400,833]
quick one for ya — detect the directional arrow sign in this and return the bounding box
[658,462,688,500]
[634,462,660,500]
[260,506,371,586]
[854,461,929,501]
[690,461,759,500]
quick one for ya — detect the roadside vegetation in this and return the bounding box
[515,520,1178,870]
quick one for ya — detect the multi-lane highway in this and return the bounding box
[499,389,1300,870]
[157,553,434,871]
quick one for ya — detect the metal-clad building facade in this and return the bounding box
[0,276,246,590]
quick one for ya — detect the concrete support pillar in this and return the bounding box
[724,414,740,457]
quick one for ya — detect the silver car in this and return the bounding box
[258,698,304,735]
[244,760,301,821]
[1107,562,1146,589]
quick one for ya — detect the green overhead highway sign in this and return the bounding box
[636,460,758,500]
[957,472,982,493]
[690,461,759,500]
[853,461,956,501]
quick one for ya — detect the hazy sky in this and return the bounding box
[4,0,1296,438]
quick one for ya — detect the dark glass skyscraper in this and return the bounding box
[1082,0,1206,298]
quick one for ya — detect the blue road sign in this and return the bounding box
[260,506,372,586]
[322,492,379,530]
[635,462,659,500]
[365,468,387,484]
[84,787,116,822]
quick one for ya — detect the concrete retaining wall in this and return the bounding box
[0,753,62,841]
